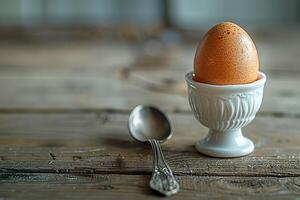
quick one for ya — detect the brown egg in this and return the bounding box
[194,22,259,85]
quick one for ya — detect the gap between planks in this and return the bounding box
[1,169,299,178]
[0,108,298,119]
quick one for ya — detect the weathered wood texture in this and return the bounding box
[0,38,299,199]
[0,112,299,199]
[1,174,299,200]
[0,41,299,115]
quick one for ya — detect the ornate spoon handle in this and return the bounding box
[148,139,179,196]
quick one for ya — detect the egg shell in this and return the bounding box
[194,22,259,85]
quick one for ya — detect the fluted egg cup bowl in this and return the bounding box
[185,72,266,157]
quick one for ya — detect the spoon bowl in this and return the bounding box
[128,105,172,143]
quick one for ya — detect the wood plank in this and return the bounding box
[0,112,298,177]
[0,76,299,115]
[0,41,300,78]
[0,173,299,200]
[0,41,299,114]
[0,146,298,177]
[0,112,299,148]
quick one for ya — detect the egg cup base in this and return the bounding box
[195,129,254,158]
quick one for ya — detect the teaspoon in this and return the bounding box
[128,105,179,196]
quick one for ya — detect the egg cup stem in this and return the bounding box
[195,128,254,157]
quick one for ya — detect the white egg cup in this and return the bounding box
[185,72,266,157]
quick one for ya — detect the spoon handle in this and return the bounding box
[148,139,179,196]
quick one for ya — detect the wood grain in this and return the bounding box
[0,174,299,200]
[0,112,298,177]
[0,41,299,115]
[0,146,299,177]
[0,39,299,199]
[0,112,299,149]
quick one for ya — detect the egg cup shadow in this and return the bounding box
[185,72,266,158]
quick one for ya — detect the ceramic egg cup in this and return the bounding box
[185,72,266,158]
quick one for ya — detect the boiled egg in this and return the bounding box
[194,22,259,85]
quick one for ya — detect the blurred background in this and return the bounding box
[1,0,300,28]
[0,0,299,111]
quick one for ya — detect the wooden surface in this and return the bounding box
[0,36,299,199]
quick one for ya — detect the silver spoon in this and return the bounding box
[128,105,179,196]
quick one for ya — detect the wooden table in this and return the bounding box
[0,38,299,199]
